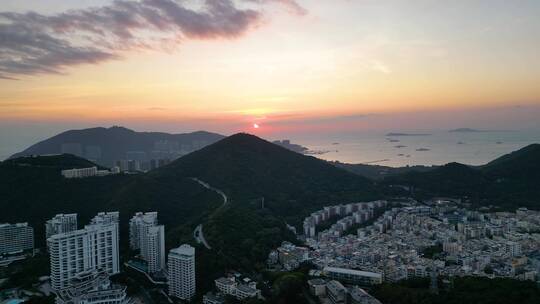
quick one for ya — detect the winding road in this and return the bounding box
[191,178,228,250]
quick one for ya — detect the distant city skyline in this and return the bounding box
[1,0,539,137]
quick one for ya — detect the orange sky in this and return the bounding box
[1,0,540,134]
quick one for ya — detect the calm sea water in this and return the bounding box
[1,127,539,168]
[288,130,540,167]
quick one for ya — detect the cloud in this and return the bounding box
[370,60,391,74]
[0,0,306,79]
[247,0,307,16]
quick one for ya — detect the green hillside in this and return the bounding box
[0,154,221,249]
[5,153,101,169]
[384,144,540,209]
[153,133,378,221]
[0,155,132,247]
[332,161,435,180]
[129,133,379,273]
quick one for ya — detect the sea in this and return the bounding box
[287,129,540,167]
[1,128,539,168]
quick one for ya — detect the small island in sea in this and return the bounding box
[273,139,308,153]
[416,148,431,151]
[386,132,431,136]
[273,139,331,155]
[449,128,482,133]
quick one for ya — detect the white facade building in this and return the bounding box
[506,241,522,257]
[168,244,196,300]
[48,214,120,291]
[61,167,98,179]
[145,225,165,273]
[91,212,120,225]
[45,213,78,239]
[129,212,165,273]
[129,212,158,250]
[214,277,260,300]
[0,223,34,255]
[61,166,120,179]
[91,212,120,240]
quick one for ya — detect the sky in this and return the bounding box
[1,0,540,142]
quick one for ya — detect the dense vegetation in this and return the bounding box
[332,161,434,180]
[154,133,379,225]
[382,144,540,209]
[204,204,296,271]
[0,156,133,247]
[0,253,50,290]
[371,276,540,304]
[143,133,379,274]
[0,154,222,250]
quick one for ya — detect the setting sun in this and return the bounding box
[253,123,260,129]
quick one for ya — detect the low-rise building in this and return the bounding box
[61,167,98,178]
[324,267,383,285]
[214,277,260,300]
[55,270,130,304]
[349,286,382,304]
[327,280,347,304]
[308,278,327,296]
[203,292,225,304]
[235,283,259,300]
[215,277,237,295]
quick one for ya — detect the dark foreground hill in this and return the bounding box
[150,133,378,219]
[9,126,224,166]
[121,133,379,271]
[384,144,540,209]
[1,134,379,280]
[332,161,435,180]
[0,155,221,250]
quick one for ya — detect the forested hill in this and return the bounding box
[384,144,540,209]
[150,133,379,218]
[0,154,221,250]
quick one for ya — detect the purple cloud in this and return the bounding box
[0,0,306,79]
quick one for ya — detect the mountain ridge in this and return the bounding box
[383,143,540,209]
[9,126,225,167]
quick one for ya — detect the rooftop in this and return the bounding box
[324,267,383,278]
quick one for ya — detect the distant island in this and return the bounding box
[386,132,431,136]
[416,148,431,151]
[449,128,482,133]
[273,139,332,155]
[273,139,308,154]
[449,128,514,133]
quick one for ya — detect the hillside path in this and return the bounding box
[190,178,228,250]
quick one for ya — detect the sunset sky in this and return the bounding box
[1,0,540,139]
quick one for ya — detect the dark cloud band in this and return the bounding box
[0,0,305,79]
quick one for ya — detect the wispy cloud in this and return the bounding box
[370,60,391,74]
[0,0,305,79]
